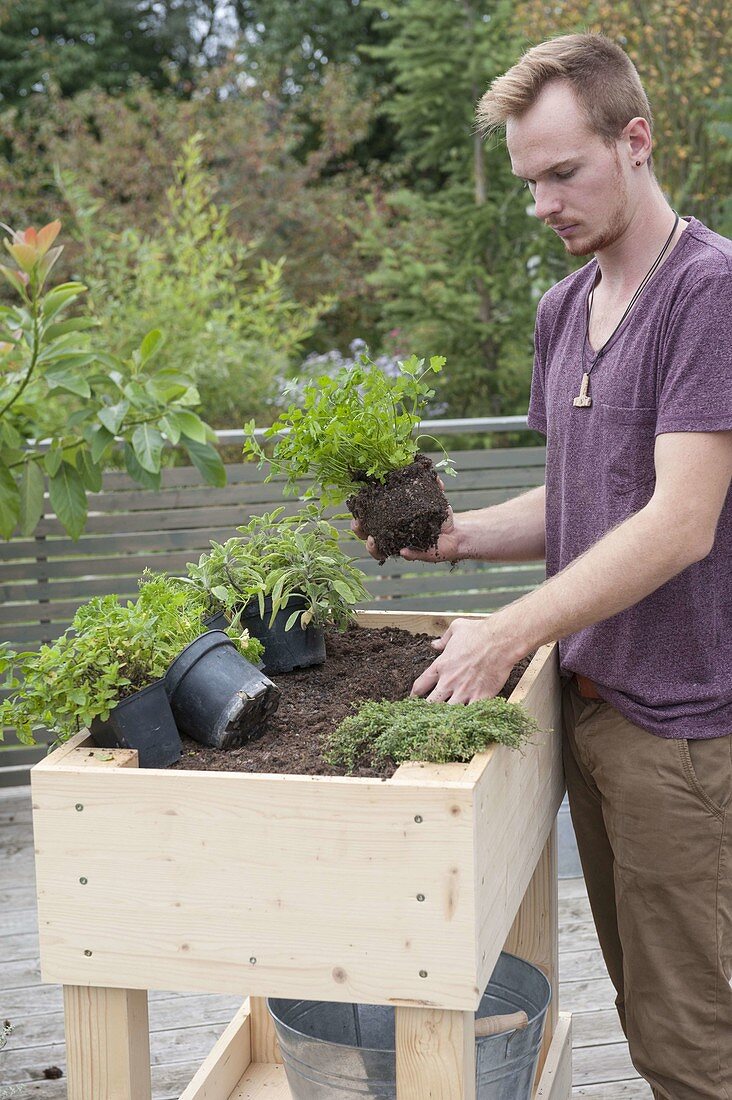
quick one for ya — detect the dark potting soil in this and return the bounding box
[171,624,533,779]
[347,453,449,562]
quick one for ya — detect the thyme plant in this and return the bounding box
[323,696,538,772]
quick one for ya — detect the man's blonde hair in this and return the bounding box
[477,33,653,146]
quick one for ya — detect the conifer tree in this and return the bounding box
[358,0,565,416]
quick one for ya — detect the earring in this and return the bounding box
[635,160,642,166]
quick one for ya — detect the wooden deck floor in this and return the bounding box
[1,785,652,1099]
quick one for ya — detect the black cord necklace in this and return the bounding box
[572,211,680,408]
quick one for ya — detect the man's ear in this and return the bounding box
[622,116,652,168]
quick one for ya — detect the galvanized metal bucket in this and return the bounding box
[268,951,551,1099]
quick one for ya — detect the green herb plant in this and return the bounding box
[0,571,263,746]
[323,696,538,773]
[185,504,370,632]
[242,353,456,507]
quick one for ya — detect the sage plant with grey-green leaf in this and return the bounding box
[185,505,370,633]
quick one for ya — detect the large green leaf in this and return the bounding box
[43,366,91,398]
[89,424,115,464]
[49,463,87,540]
[0,463,20,540]
[44,446,63,477]
[131,424,164,474]
[159,415,181,445]
[77,450,103,493]
[17,462,45,536]
[41,283,86,321]
[43,318,98,341]
[139,329,164,366]
[182,438,226,488]
[168,410,207,443]
[98,401,129,436]
[123,442,161,491]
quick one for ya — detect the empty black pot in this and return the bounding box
[242,595,326,674]
[203,610,229,631]
[164,630,280,750]
[89,678,182,768]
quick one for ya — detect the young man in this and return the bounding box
[354,33,732,1100]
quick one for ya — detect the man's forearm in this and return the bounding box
[490,499,708,664]
[454,485,546,562]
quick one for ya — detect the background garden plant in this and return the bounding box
[0,218,224,540]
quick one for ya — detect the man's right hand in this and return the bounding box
[350,505,462,563]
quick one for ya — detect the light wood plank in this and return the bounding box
[534,1011,572,1099]
[573,1040,643,1085]
[573,1082,651,1097]
[180,1000,252,1100]
[248,996,281,1063]
[473,643,564,995]
[504,823,558,1079]
[63,985,152,1100]
[32,765,478,1008]
[228,1062,290,1099]
[395,1006,476,1100]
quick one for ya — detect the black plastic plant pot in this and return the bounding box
[89,679,182,769]
[164,630,281,750]
[242,595,326,675]
[203,610,229,631]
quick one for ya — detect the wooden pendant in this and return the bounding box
[572,373,592,408]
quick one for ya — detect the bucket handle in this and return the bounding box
[474,1010,529,1038]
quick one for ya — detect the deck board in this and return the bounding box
[1,786,651,1098]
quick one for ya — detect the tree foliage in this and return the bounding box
[0,219,223,540]
[0,0,726,429]
[0,0,201,105]
[60,135,331,427]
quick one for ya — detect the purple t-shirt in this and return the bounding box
[527,217,732,740]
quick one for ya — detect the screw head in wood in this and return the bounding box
[417,894,425,902]
[249,957,257,965]
[419,970,428,978]
[84,950,92,957]
[79,877,87,885]
[75,804,83,811]
[414,815,423,823]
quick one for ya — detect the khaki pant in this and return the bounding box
[562,677,732,1099]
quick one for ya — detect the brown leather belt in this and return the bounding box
[574,673,603,700]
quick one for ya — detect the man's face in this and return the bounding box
[506,81,631,257]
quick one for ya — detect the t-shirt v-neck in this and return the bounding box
[527,216,732,740]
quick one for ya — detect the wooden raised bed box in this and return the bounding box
[31,610,571,1099]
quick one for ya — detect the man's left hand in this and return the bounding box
[410,617,520,703]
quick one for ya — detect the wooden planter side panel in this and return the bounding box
[474,643,564,995]
[31,766,480,1009]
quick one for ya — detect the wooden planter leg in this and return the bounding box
[248,995,282,1063]
[63,985,152,1100]
[504,820,559,1079]
[395,1006,476,1099]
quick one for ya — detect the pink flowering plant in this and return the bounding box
[0,220,223,540]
